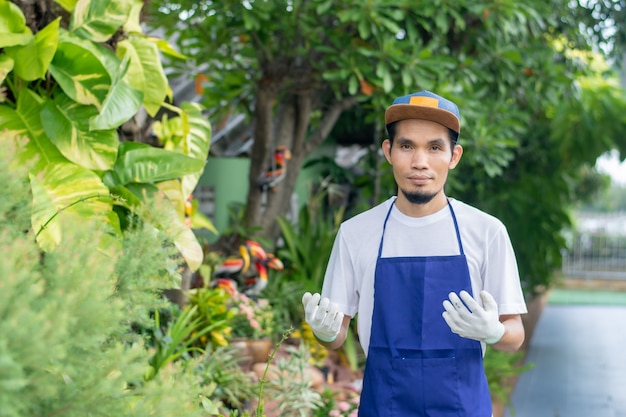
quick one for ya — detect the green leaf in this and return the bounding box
[348,74,358,95]
[41,91,118,170]
[89,55,143,131]
[113,143,206,185]
[70,0,132,43]
[0,89,66,172]
[116,36,168,117]
[123,0,144,34]
[180,102,212,197]
[0,55,14,84]
[30,162,112,251]
[54,0,79,12]
[49,31,111,109]
[173,226,203,272]
[4,17,60,81]
[0,1,33,48]
[147,37,187,60]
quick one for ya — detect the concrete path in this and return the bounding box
[504,302,626,417]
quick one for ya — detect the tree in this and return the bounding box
[148,0,626,293]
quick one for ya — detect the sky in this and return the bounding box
[596,150,626,186]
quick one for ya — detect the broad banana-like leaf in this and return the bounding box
[89,55,143,131]
[30,162,112,251]
[4,18,60,81]
[49,30,111,109]
[0,55,14,84]
[41,90,118,170]
[116,36,168,117]
[180,102,212,197]
[0,0,33,48]
[113,142,206,185]
[0,89,67,172]
[70,0,132,43]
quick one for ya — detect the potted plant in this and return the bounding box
[228,292,277,365]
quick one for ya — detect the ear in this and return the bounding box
[449,144,463,169]
[382,139,392,164]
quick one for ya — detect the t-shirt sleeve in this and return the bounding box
[321,227,359,317]
[482,224,528,315]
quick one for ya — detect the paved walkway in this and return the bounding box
[504,291,626,417]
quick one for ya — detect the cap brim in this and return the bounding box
[385,105,460,133]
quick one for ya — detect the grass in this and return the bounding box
[548,288,626,305]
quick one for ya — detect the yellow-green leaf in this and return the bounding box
[54,0,79,12]
[117,36,168,117]
[41,92,119,170]
[0,55,14,84]
[70,0,132,43]
[0,0,33,48]
[49,31,111,109]
[5,18,60,81]
[30,163,112,251]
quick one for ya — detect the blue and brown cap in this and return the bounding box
[384,91,461,134]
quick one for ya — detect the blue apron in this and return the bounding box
[359,201,492,417]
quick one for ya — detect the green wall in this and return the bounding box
[197,143,335,242]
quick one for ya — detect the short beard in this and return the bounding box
[400,188,438,205]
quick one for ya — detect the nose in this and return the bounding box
[411,149,428,169]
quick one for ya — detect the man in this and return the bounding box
[302,91,527,416]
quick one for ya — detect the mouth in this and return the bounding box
[407,175,432,185]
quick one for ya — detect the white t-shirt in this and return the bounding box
[321,196,528,355]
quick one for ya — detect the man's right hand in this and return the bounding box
[302,292,343,343]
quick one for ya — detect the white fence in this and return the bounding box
[562,231,626,280]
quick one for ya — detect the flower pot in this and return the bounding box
[247,338,273,364]
[229,338,253,371]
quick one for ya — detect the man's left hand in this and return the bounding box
[442,290,505,344]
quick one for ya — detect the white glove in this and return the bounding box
[442,290,505,345]
[302,292,344,343]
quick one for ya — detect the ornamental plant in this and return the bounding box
[0,0,214,271]
[229,293,277,340]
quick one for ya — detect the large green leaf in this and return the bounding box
[116,36,168,117]
[69,0,132,43]
[4,18,60,81]
[0,55,14,84]
[41,91,118,170]
[0,89,66,172]
[180,102,212,197]
[0,0,33,48]
[49,31,111,109]
[89,55,143,131]
[30,162,112,251]
[113,142,206,185]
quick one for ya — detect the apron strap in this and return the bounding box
[447,199,465,256]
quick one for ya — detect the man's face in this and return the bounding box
[382,119,462,207]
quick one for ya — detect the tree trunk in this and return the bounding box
[244,81,277,231]
[244,89,358,242]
